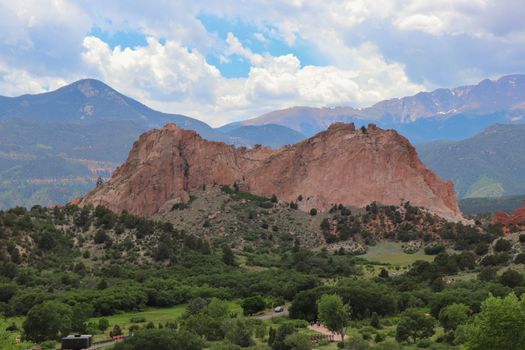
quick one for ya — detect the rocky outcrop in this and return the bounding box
[78,123,463,221]
[493,206,525,227]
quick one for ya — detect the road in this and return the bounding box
[255,307,289,320]
[88,339,122,349]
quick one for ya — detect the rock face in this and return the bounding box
[78,123,463,221]
[493,206,525,227]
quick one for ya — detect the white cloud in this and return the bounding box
[0,60,69,95]
[394,14,446,35]
[1,0,524,126]
[81,33,422,126]
[82,36,221,103]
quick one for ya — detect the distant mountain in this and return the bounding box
[222,74,525,143]
[459,195,525,216]
[0,79,239,208]
[0,78,226,141]
[0,80,305,208]
[418,124,525,199]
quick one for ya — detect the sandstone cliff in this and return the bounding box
[77,123,463,221]
[493,206,525,227]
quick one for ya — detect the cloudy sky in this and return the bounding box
[0,0,524,126]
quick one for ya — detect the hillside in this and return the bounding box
[418,124,525,199]
[0,80,308,209]
[0,190,521,350]
[460,195,525,216]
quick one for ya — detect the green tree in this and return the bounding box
[464,293,525,350]
[241,296,266,316]
[223,318,253,348]
[272,324,295,350]
[395,309,435,344]
[96,176,104,187]
[182,313,223,340]
[222,245,236,266]
[268,327,276,346]
[23,301,73,342]
[207,298,229,319]
[478,266,498,282]
[499,269,523,288]
[98,318,109,331]
[370,312,381,329]
[71,304,93,333]
[317,294,350,341]
[494,239,512,252]
[284,333,312,350]
[438,303,469,332]
[320,218,330,231]
[111,324,123,337]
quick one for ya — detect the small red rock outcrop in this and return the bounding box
[77,123,463,221]
[493,205,525,227]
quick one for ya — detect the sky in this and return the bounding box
[0,0,524,126]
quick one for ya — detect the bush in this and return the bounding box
[417,338,431,348]
[515,253,525,264]
[424,245,446,255]
[94,230,110,244]
[130,317,147,323]
[98,318,109,331]
[345,336,370,350]
[309,208,317,216]
[241,296,266,316]
[475,242,489,256]
[23,301,73,342]
[494,239,512,252]
[113,329,204,350]
[499,269,523,288]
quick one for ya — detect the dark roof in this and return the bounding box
[62,334,92,340]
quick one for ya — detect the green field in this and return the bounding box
[363,241,435,266]
[87,302,243,342]
[0,317,36,350]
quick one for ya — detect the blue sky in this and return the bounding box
[0,0,524,125]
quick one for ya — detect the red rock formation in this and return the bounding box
[493,205,525,227]
[78,123,463,221]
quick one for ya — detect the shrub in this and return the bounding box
[514,253,525,264]
[241,296,265,316]
[424,245,446,255]
[309,208,317,216]
[494,239,512,252]
[499,269,523,288]
[98,318,109,331]
[475,242,489,256]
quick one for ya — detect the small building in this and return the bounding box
[61,334,92,350]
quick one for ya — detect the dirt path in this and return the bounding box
[307,324,345,341]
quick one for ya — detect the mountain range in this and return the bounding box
[1,75,525,209]
[222,74,525,144]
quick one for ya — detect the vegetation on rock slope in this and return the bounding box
[1,189,525,349]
